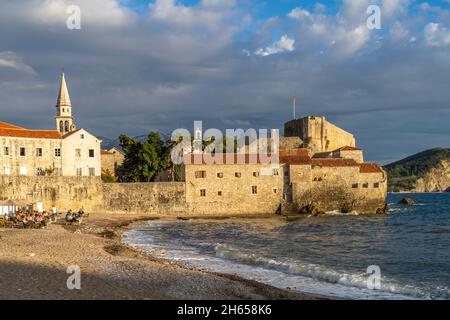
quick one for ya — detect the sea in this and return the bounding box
[123,193,450,300]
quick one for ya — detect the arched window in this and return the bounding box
[59,121,64,133]
[65,121,69,133]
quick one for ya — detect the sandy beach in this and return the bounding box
[0,213,328,300]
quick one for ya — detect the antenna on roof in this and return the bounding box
[292,96,297,120]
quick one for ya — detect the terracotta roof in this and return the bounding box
[101,150,114,155]
[358,163,383,173]
[334,146,362,152]
[0,121,25,130]
[279,148,310,157]
[183,153,283,165]
[279,149,311,165]
[311,158,358,167]
[0,128,61,139]
[312,152,333,159]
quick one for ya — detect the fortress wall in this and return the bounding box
[184,163,284,216]
[102,182,187,215]
[0,176,103,211]
[319,119,356,151]
[290,165,387,214]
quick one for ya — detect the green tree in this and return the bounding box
[117,132,173,182]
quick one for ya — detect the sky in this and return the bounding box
[0,0,450,164]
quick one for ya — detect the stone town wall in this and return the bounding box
[102,182,186,215]
[0,163,387,216]
[0,176,103,211]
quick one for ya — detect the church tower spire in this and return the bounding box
[55,71,76,135]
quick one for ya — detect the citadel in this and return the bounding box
[0,73,387,216]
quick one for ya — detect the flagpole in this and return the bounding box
[292,96,297,120]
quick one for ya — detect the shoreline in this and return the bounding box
[0,213,331,300]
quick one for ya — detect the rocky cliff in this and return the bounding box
[384,148,450,192]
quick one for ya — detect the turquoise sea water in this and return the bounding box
[124,193,450,299]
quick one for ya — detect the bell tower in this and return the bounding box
[55,72,76,135]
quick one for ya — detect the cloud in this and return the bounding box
[0,51,35,75]
[381,0,410,20]
[424,22,450,47]
[0,0,449,164]
[255,35,295,56]
[288,7,311,20]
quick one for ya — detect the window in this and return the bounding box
[64,121,69,132]
[273,168,279,176]
[235,172,241,178]
[75,149,81,157]
[252,186,258,194]
[89,168,95,176]
[363,183,369,188]
[253,171,260,177]
[19,166,28,176]
[36,148,43,157]
[37,167,45,176]
[4,147,9,155]
[195,170,206,178]
[217,172,224,178]
[76,168,82,176]
[218,191,223,196]
[4,166,11,175]
[374,182,380,188]
[81,134,84,139]
[55,148,61,157]
[19,147,26,156]
[89,149,95,158]
[200,189,206,197]
[273,189,278,194]
[59,121,64,133]
[352,183,359,189]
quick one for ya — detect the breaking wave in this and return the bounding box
[214,244,427,299]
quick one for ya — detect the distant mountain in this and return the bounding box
[383,148,450,192]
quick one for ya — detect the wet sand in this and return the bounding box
[0,213,330,300]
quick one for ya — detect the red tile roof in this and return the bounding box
[311,158,358,167]
[334,146,362,151]
[101,150,114,155]
[358,163,383,173]
[0,121,25,130]
[183,153,282,165]
[0,128,61,139]
[279,149,312,165]
[182,149,383,174]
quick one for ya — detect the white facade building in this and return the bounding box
[0,73,101,177]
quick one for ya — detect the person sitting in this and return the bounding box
[65,210,74,224]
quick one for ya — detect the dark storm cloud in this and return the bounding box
[0,0,449,164]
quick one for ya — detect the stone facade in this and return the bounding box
[181,151,387,215]
[101,147,124,177]
[182,157,283,215]
[284,116,356,153]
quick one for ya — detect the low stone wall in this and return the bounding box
[102,182,187,215]
[0,176,103,212]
